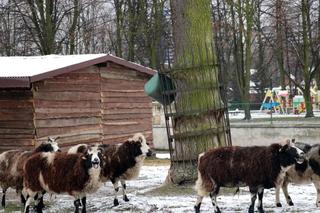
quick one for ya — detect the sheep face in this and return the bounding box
[47,137,61,152]
[83,147,102,169]
[279,142,305,167]
[129,133,152,157]
[34,137,61,153]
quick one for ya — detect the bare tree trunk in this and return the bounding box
[301,0,314,117]
[275,0,286,90]
[228,0,252,120]
[69,0,80,54]
[114,0,124,57]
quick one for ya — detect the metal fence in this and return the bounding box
[158,46,232,165]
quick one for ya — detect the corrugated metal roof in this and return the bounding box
[0,54,156,88]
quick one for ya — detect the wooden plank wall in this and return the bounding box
[32,66,102,148]
[101,63,153,145]
[0,90,35,152]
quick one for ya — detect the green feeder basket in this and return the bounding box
[144,73,175,105]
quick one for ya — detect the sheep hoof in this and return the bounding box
[194,205,200,213]
[114,198,119,206]
[276,203,282,207]
[35,205,43,213]
[123,195,129,202]
[215,207,221,213]
[248,205,254,213]
[1,196,5,207]
[258,208,265,213]
[21,194,26,205]
[25,206,30,213]
[289,201,294,206]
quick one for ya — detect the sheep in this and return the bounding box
[275,141,320,207]
[0,137,60,208]
[68,133,152,207]
[194,139,305,213]
[23,146,103,213]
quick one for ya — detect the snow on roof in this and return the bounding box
[0,54,155,88]
[0,54,107,77]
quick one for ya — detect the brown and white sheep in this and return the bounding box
[194,140,305,213]
[23,146,103,213]
[275,141,320,207]
[68,133,152,207]
[0,137,60,208]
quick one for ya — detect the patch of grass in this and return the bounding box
[143,183,195,196]
[2,203,23,212]
[142,183,246,197]
[144,157,170,166]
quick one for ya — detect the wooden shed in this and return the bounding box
[0,54,155,152]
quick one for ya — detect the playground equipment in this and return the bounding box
[260,88,290,114]
[260,82,320,114]
[293,95,305,114]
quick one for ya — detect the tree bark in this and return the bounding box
[301,0,314,117]
[167,0,229,184]
[275,0,286,90]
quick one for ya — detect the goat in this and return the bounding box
[194,140,305,213]
[23,146,103,213]
[275,141,320,207]
[68,133,152,207]
[0,137,60,208]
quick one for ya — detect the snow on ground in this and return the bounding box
[2,164,320,212]
[155,153,170,159]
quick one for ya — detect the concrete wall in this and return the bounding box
[231,124,320,146]
[152,102,320,150]
[152,102,169,150]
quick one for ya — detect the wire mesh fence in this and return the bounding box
[158,44,232,166]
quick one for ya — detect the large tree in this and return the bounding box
[167,0,229,184]
[228,0,254,120]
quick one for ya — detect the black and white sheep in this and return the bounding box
[68,133,152,207]
[275,141,320,207]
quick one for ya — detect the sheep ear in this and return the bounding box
[279,144,289,152]
[291,138,296,143]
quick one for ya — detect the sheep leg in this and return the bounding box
[282,181,293,206]
[194,195,203,213]
[275,184,282,207]
[18,190,26,206]
[1,188,7,207]
[112,180,120,206]
[74,199,81,213]
[248,187,258,213]
[38,191,46,209]
[257,187,265,213]
[313,181,320,207]
[24,192,37,213]
[34,192,44,213]
[120,179,129,202]
[209,186,221,213]
[81,197,86,213]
